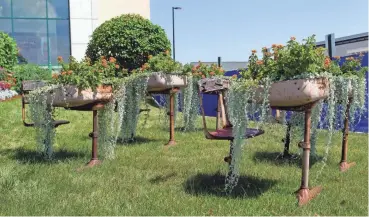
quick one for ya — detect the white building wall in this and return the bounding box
[69,0,150,60]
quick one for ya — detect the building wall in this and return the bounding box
[335,40,368,56]
[97,0,150,25]
[69,0,150,60]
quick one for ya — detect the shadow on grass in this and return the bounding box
[172,127,203,132]
[149,172,177,184]
[117,136,159,146]
[183,171,277,198]
[253,151,323,168]
[0,148,86,164]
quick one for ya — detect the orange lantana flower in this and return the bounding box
[109,57,116,63]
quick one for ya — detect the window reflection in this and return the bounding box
[13,19,48,65]
[48,20,70,64]
[48,0,69,19]
[0,0,70,65]
[0,0,11,17]
[0,18,11,33]
[13,0,46,18]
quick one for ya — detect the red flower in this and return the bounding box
[290,36,296,41]
[251,49,257,54]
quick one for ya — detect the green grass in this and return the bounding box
[0,98,367,216]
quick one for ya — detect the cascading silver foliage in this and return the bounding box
[225,79,271,194]
[28,85,58,159]
[225,84,249,194]
[182,76,200,131]
[120,74,149,142]
[97,84,125,159]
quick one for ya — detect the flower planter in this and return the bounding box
[147,73,188,92]
[254,77,330,108]
[50,85,113,108]
[198,77,231,93]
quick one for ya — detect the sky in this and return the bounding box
[150,0,368,64]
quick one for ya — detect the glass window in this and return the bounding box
[48,20,70,65]
[0,0,71,66]
[0,18,11,33]
[48,0,69,19]
[13,0,46,18]
[13,19,48,65]
[0,0,11,17]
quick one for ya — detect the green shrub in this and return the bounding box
[12,64,51,92]
[86,14,171,71]
[0,32,18,70]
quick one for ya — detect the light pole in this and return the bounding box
[172,7,181,61]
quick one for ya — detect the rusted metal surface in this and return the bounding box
[339,97,356,172]
[76,103,105,171]
[198,78,231,93]
[301,107,312,189]
[149,87,179,146]
[216,95,221,130]
[271,101,318,112]
[281,122,292,158]
[166,89,177,146]
[21,80,46,92]
[296,103,322,206]
[198,85,264,166]
[297,186,323,206]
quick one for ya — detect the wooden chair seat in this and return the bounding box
[24,120,70,128]
[21,80,70,128]
[207,127,264,140]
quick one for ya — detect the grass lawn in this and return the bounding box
[0,98,367,216]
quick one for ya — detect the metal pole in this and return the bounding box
[296,104,322,206]
[172,7,175,61]
[217,56,221,67]
[91,110,98,160]
[301,107,312,189]
[283,122,291,158]
[340,97,356,171]
[165,88,178,146]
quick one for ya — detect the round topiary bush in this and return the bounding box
[0,32,18,70]
[86,14,172,71]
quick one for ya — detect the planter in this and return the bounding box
[50,85,113,108]
[147,73,187,92]
[198,77,231,93]
[253,77,330,108]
